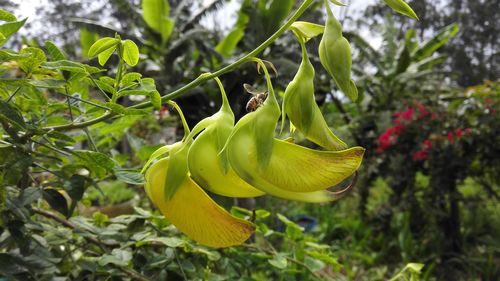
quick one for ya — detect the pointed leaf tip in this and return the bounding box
[383,0,419,20]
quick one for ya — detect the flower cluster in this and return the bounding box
[143,62,364,247]
[376,106,417,153]
[377,102,472,161]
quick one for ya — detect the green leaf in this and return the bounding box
[215,0,249,57]
[306,251,341,268]
[121,39,139,66]
[20,187,42,206]
[192,247,221,261]
[0,18,27,46]
[73,150,115,179]
[260,0,294,36]
[0,50,30,62]
[268,253,288,269]
[29,79,66,89]
[82,64,104,75]
[98,249,132,267]
[277,213,304,240]
[328,0,346,6]
[18,47,46,73]
[230,206,253,219]
[42,60,87,73]
[97,45,115,66]
[44,41,66,61]
[121,72,142,86]
[88,37,120,58]
[63,175,86,201]
[94,80,116,95]
[42,189,69,217]
[139,77,156,91]
[406,263,425,273]
[0,99,26,129]
[413,24,459,61]
[150,90,161,110]
[114,169,144,185]
[291,21,324,42]
[137,237,186,248]
[99,76,115,86]
[215,28,245,57]
[0,9,17,22]
[383,0,419,20]
[255,209,270,218]
[80,27,99,58]
[388,263,425,281]
[103,102,125,114]
[142,0,174,43]
[0,253,25,275]
[47,131,76,145]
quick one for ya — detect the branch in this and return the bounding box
[240,244,324,280]
[32,208,151,281]
[32,207,112,251]
[42,0,314,132]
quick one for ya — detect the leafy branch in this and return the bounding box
[32,208,151,281]
[42,0,314,132]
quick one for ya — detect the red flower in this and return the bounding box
[377,125,405,152]
[455,128,463,139]
[378,131,394,151]
[447,131,454,143]
[412,150,429,161]
[422,139,433,150]
[392,118,408,131]
[392,118,402,126]
[431,113,438,120]
[414,102,430,118]
[400,108,414,120]
[394,107,415,121]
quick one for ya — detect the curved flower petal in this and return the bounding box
[228,135,364,193]
[146,157,255,247]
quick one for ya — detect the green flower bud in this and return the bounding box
[283,34,347,151]
[318,1,358,101]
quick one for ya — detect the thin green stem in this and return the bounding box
[32,139,71,157]
[6,87,21,102]
[250,57,274,97]
[167,101,190,140]
[88,75,111,101]
[56,90,110,110]
[42,0,314,131]
[112,58,124,103]
[65,86,75,122]
[213,76,230,112]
